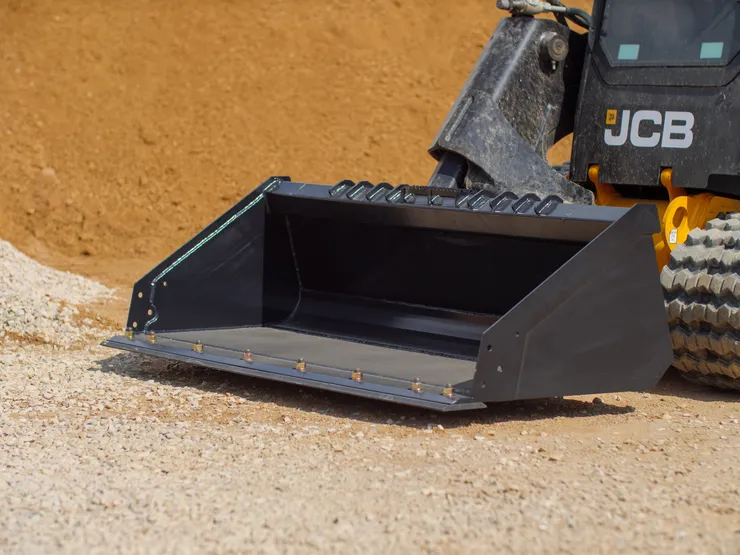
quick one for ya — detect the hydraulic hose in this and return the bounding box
[497,0,592,30]
[564,6,592,30]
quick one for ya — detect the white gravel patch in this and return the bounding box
[0,240,114,347]
[1,345,739,555]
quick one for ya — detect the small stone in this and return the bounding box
[661,413,672,420]
[474,436,485,441]
[549,454,563,462]
[593,397,604,405]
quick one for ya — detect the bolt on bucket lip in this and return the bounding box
[103,329,487,412]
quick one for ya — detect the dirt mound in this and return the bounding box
[0,0,589,290]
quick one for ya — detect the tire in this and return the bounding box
[660,214,740,391]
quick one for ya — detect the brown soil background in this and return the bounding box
[0,0,589,291]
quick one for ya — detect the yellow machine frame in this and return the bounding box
[588,165,740,268]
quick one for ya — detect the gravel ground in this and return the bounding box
[1,240,740,554]
[0,240,113,347]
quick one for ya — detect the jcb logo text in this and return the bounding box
[604,110,694,149]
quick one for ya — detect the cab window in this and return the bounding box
[600,0,740,67]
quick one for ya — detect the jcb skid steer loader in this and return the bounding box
[105,0,740,411]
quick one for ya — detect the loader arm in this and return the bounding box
[426,15,593,205]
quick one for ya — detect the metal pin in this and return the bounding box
[124,327,134,340]
[137,292,143,299]
[132,321,138,329]
[162,281,168,287]
[147,309,153,316]
[193,341,203,353]
[296,358,306,372]
[146,331,157,343]
[351,369,363,382]
[243,349,253,362]
[442,384,454,398]
[411,378,423,393]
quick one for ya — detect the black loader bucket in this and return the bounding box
[103,177,673,411]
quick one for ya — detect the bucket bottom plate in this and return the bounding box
[103,326,487,412]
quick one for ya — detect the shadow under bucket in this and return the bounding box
[103,177,672,411]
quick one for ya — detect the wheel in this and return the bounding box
[660,214,740,391]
